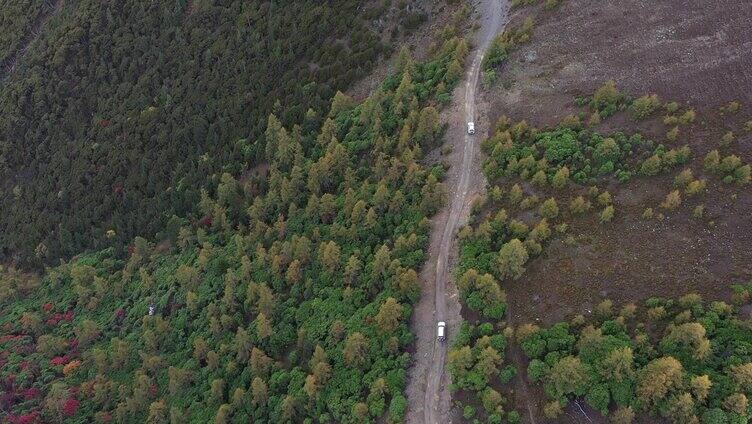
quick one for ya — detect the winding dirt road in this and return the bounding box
[406,1,509,423]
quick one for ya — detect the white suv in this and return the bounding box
[437,321,446,342]
[467,122,475,135]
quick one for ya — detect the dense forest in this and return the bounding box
[0,0,47,65]
[0,0,436,266]
[0,17,470,421]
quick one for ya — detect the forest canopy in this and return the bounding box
[0,0,415,266]
[0,18,470,422]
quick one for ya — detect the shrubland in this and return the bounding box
[518,293,752,423]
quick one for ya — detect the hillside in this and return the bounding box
[0,0,451,266]
[3,0,752,423]
[0,9,473,421]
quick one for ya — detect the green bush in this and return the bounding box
[630,94,661,120]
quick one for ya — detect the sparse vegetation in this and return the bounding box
[630,94,661,120]
[590,80,625,118]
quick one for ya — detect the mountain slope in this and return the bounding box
[0,0,431,266]
[0,25,470,422]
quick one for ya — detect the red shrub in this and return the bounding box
[63,311,75,321]
[63,398,79,417]
[42,303,54,312]
[149,383,158,397]
[50,356,69,366]
[199,214,213,227]
[17,412,41,424]
[23,387,40,400]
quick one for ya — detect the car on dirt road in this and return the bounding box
[467,122,475,135]
[437,321,446,342]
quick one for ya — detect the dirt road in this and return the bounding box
[405,1,509,423]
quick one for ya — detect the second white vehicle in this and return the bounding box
[467,122,475,135]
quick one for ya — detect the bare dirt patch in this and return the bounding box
[491,0,752,127]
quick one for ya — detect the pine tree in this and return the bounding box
[343,332,369,368]
[539,198,559,219]
[251,377,268,406]
[637,356,683,408]
[497,239,529,280]
[548,356,590,398]
[375,297,404,333]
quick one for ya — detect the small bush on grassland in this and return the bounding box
[591,80,622,117]
[719,154,742,174]
[560,114,582,129]
[678,109,696,125]
[569,196,591,214]
[663,115,679,126]
[745,120,752,133]
[721,131,735,147]
[685,179,706,196]
[597,191,612,206]
[666,126,679,141]
[674,169,693,187]
[600,205,614,223]
[544,0,560,9]
[531,169,547,186]
[588,112,601,127]
[552,166,570,188]
[642,208,654,219]
[630,94,660,120]
[641,154,662,176]
[543,401,563,419]
[661,190,681,210]
[735,164,751,185]
[596,299,613,319]
[722,100,742,113]
[539,198,559,219]
[704,150,720,173]
[692,205,704,218]
[620,303,637,319]
[665,101,680,113]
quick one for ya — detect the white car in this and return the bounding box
[437,321,446,342]
[467,122,475,135]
